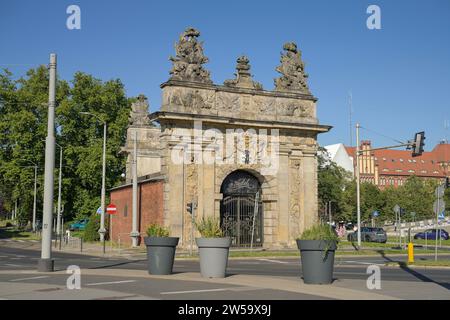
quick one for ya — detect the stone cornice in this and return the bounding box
[160,80,318,102]
[150,111,332,133]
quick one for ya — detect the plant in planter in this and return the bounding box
[144,223,179,275]
[297,224,339,284]
[195,216,231,278]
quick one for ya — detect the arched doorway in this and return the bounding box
[220,170,263,248]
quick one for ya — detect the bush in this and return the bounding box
[298,224,339,242]
[195,216,223,238]
[146,223,170,237]
[298,224,339,258]
[83,213,100,242]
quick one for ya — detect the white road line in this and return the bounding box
[86,280,136,286]
[342,261,385,266]
[258,258,290,264]
[9,276,50,282]
[3,264,24,267]
[161,288,232,295]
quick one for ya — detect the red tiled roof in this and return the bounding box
[346,142,450,178]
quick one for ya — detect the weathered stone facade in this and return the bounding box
[119,27,331,248]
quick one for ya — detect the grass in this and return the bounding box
[387,236,450,246]
[0,227,41,241]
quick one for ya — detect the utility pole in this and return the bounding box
[356,123,361,247]
[355,126,424,249]
[32,164,37,232]
[349,91,353,147]
[100,121,107,242]
[80,112,107,243]
[130,130,140,247]
[56,143,62,237]
[38,53,56,272]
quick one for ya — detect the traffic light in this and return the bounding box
[412,131,425,157]
[187,202,193,214]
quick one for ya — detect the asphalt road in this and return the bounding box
[1,244,449,300]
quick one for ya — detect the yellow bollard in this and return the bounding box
[408,242,414,264]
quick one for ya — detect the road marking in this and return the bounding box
[3,264,24,267]
[86,280,136,286]
[342,261,385,266]
[161,288,232,295]
[9,276,50,282]
[258,259,290,264]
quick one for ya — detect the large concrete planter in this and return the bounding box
[196,237,231,278]
[297,240,337,284]
[144,237,179,275]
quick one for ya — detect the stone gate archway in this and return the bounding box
[220,170,263,247]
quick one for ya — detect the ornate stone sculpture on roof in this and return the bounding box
[169,27,212,84]
[274,42,311,94]
[129,94,151,126]
[224,56,263,90]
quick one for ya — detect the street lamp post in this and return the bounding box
[356,123,362,247]
[80,112,107,242]
[38,53,57,272]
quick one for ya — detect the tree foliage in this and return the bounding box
[318,148,441,224]
[0,67,131,230]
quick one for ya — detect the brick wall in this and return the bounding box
[109,179,164,246]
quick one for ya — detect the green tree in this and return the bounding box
[317,147,352,222]
[0,67,131,235]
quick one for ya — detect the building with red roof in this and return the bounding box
[344,141,450,189]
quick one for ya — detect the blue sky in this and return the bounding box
[1,0,450,150]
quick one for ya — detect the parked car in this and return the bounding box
[69,219,89,231]
[347,227,387,243]
[414,229,449,240]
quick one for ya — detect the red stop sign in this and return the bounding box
[106,204,117,215]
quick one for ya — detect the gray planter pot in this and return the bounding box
[196,237,231,278]
[144,237,179,275]
[297,240,337,284]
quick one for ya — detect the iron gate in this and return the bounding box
[220,194,263,247]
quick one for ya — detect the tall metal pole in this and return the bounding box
[356,123,361,248]
[79,112,107,243]
[56,145,62,236]
[99,122,107,242]
[130,130,139,247]
[32,164,37,232]
[38,53,56,272]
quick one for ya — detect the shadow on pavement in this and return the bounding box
[376,250,450,291]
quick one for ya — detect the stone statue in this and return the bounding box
[224,56,263,90]
[169,27,212,84]
[274,42,311,94]
[129,94,151,126]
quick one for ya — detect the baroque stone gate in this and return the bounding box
[110,27,331,248]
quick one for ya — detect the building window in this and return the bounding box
[400,159,404,162]
[408,170,415,173]
[124,204,128,217]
